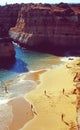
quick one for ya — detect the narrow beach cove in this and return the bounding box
[0,45,80,130]
[3,58,80,130]
[0,2,80,130]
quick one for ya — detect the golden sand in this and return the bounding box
[21,65,77,130]
[4,58,80,130]
[2,69,46,130]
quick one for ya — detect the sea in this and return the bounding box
[0,44,66,82]
[0,43,79,129]
[0,44,79,82]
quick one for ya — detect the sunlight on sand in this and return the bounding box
[0,58,80,130]
[22,61,78,130]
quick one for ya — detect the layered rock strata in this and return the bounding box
[0,4,21,64]
[0,4,21,37]
[9,3,80,52]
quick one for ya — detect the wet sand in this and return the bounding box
[0,69,46,130]
[0,96,34,130]
[8,96,34,130]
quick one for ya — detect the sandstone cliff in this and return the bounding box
[0,4,22,62]
[0,37,15,66]
[9,3,80,52]
[0,4,21,37]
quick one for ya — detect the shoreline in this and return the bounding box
[0,48,77,83]
[8,96,34,130]
[22,61,78,130]
[21,57,79,130]
[0,57,79,130]
[5,55,77,85]
[0,69,47,130]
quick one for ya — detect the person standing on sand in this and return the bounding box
[0,80,8,93]
[62,88,65,95]
[44,90,50,98]
[30,104,37,115]
[4,85,8,93]
[61,113,64,121]
[61,113,69,126]
[73,72,80,82]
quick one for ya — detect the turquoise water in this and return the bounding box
[0,45,79,130]
[0,45,62,81]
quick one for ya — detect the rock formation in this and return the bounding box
[0,3,79,53]
[0,4,21,37]
[9,3,80,52]
[0,4,21,64]
[0,37,15,66]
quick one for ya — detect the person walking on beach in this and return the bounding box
[30,104,37,115]
[73,72,80,82]
[61,113,69,126]
[44,90,50,98]
[0,80,8,93]
[61,113,64,121]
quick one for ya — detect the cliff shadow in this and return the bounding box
[14,38,80,57]
[0,58,29,73]
[24,43,80,57]
[10,58,29,73]
[51,47,80,57]
[0,58,16,69]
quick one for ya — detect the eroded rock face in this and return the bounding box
[9,3,80,52]
[9,5,55,51]
[0,37,15,61]
[0,4,21,37]
[0,4,21,66]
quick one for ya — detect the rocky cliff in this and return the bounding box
[9,3,80,52]
[0,37,15,58]
[0,37,16,68]
[0,4,22,62]
[0,37,15,55]
[0,4,21,37]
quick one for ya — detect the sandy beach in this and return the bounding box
[0,2,80,130]
[8,96,34,130]
[21,60,78,130]
[2,58,80,130]
[0,69,47,130]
